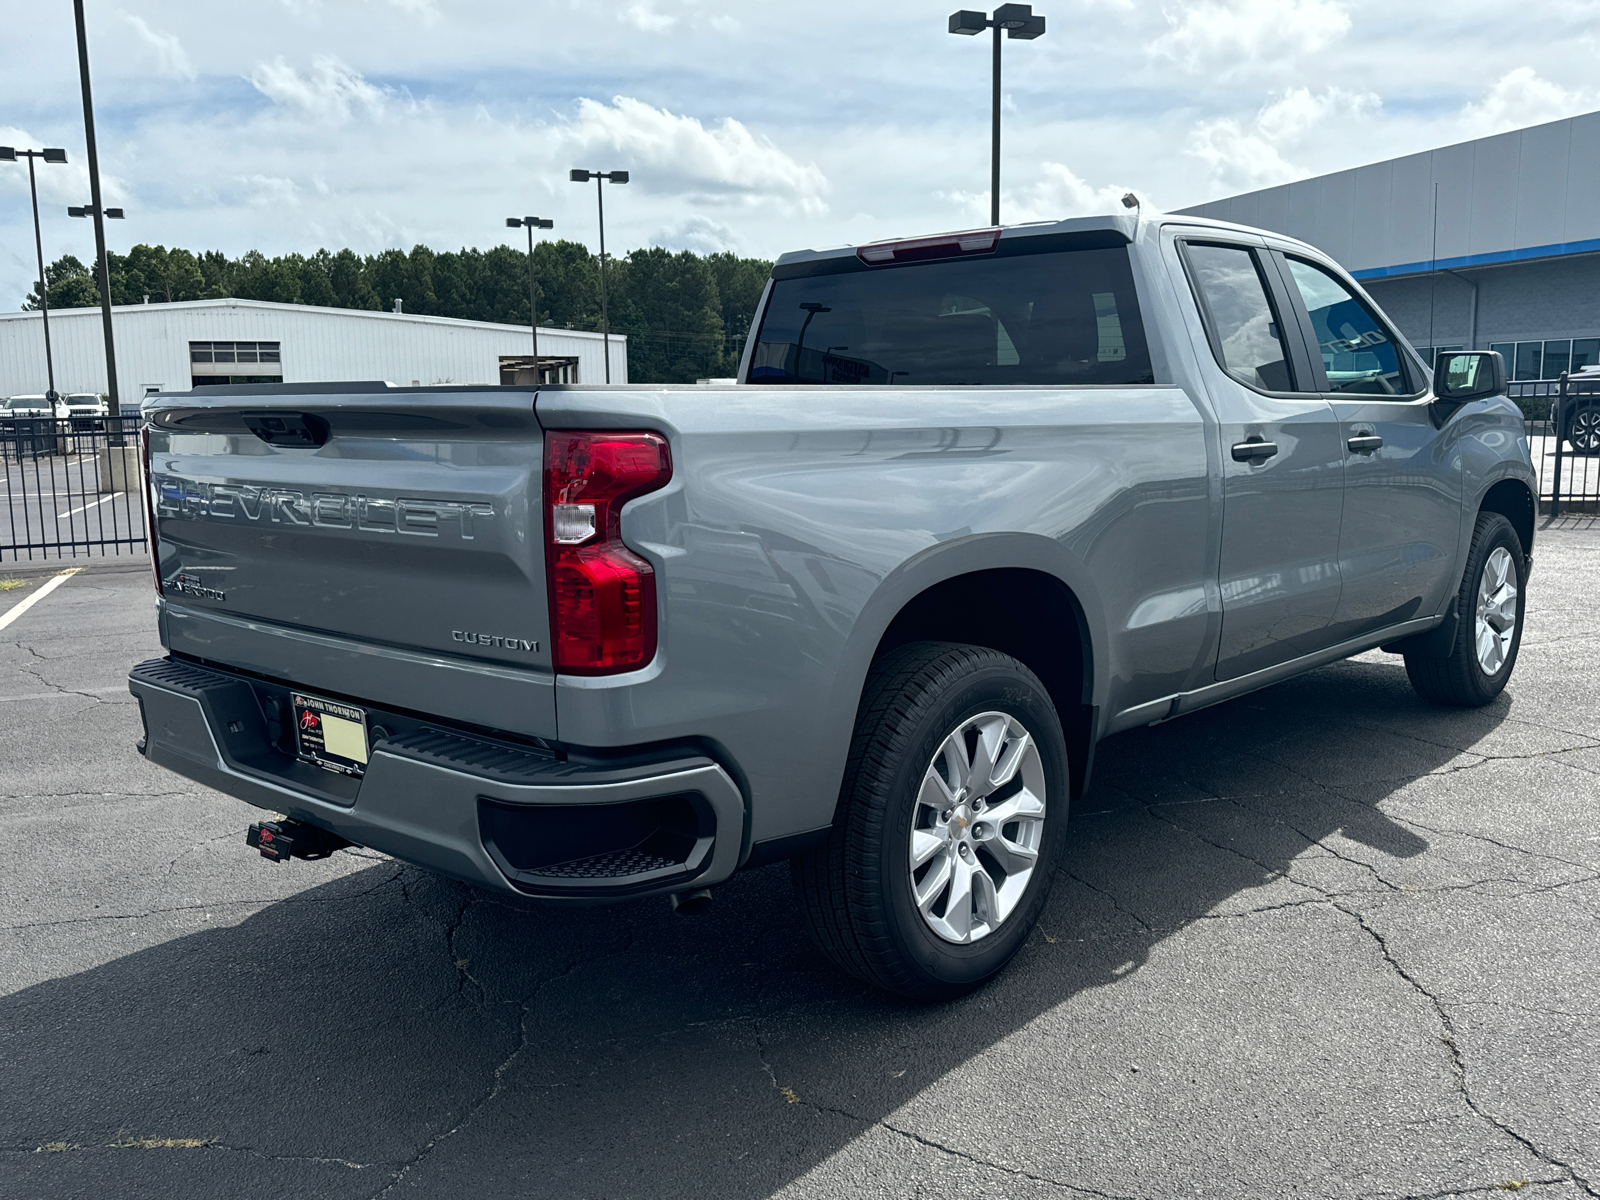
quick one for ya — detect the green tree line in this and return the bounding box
[27,241,773,383]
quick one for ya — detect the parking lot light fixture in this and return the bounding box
[948,5,1047,226]
[506,216,555,379]
[2,146,71,408]
[570,168,630,383]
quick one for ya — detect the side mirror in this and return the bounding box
[1434,350,1506,403]
[1431,350,1506,427]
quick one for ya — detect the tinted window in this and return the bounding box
[1184,243,1294,391]
[1285,257,1412,395]
[747,247,1153,386]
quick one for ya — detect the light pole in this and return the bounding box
[569,168,629,384]
[505,216,554,381]
[949,4,1046,227]
[73,0,123,425]
[1,146,69,409]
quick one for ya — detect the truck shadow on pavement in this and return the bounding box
[4,656,1510,1200]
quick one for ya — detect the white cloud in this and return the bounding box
[1187,87,1380,192]
[1151,0,1351,73]
[941,162,1142,226]
[623,3,677,32]
[650,215,741,254]
[0,125,124,206]
[563,96,829,215]
[1459,67,1594,137]
[248,56,393,123]
[240,174,302,208]
[386,0,441,20]
[122,14,197,81]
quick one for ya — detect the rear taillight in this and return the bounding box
[544,431,672,674]
[141,426,162,596]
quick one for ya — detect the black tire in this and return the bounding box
[791,642,1069,1000]
[1405,512,1526,707]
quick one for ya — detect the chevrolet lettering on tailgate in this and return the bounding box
[152,476,494,538]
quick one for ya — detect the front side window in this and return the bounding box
[1285,257,1412,395]
[747,245,1153,386]
[1183,242,1294,392]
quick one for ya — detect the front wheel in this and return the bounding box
[791,642,1068,1000]
[1570,405,1600,455]
[1405,512,1526,707]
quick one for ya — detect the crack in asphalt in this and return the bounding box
[13,659,105,706]
[751,1024,1142,1199]
[366,896,636,1198]
[2,863,406,932]
[1,1140,387,1168]
[1117,795,1597,1197]
[1334,903,1600,1199]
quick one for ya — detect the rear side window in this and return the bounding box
[1284,257,1413,395]
[747,246,1153,386]
[1183,242,1295,392]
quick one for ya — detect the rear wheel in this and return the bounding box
[1405,512,1525,707]
[791,642,1068,1000]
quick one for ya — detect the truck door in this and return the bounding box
[1273,252,1462,640]
[1173,236,1347,681]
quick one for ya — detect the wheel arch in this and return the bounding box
[872,567,1097,802]
[1478,476,1535,562]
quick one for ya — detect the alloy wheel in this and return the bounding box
[1475,546,1518,676]
[1573,408,1600,454]
[908,711,1046,944]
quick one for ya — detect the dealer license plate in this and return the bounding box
[291,692,370,777]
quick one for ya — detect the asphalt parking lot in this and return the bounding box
[3,530,1598,1200]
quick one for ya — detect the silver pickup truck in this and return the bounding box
[130,213,1534,999]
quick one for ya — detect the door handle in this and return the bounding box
[1347,434,1383,454]
[1231,438,1279,463]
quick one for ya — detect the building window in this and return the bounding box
[1487,338,1600,380]
[190,341,282,364]
[499,355,579,385]
[190,341,283,388]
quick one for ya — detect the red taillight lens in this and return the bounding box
[141,426,162,596]
[544,431,671,674]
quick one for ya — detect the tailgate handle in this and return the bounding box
[241,411,330,448]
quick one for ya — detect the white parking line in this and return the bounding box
[58,494,115,519]
[0,568,81,632]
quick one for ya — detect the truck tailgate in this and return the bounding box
[145,386,555,739]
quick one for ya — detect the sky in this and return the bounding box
[3,0,1600,310]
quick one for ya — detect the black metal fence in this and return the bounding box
[1,416,147,562]
[1529,372,1600,516]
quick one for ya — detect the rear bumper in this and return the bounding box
[128,657,745,900]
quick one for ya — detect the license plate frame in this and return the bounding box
[291,692,371,777]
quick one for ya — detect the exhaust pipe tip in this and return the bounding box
[669,888,713,916]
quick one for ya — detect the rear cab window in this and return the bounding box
[746,235,1154,386]
[1181,241,1298,393]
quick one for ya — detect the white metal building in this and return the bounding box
[0,299,628,400]
[1178,110,1600,383]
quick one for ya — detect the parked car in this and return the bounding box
[1,394,55,421]
[129,212,1535,998]
[61,392,108,432]
[1553,364,1600,455]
